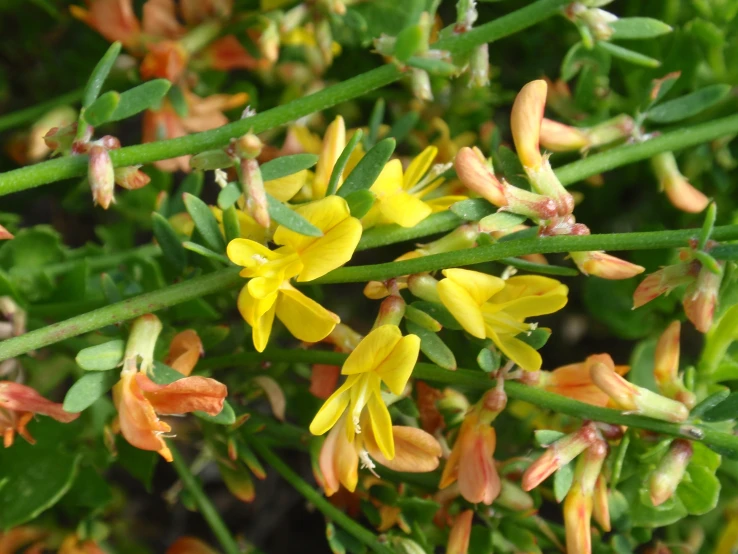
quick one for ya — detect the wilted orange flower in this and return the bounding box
[538,353,629,407]
[0,527,48,553]
[58,535,106,554]
[0,381,79,447]
[165,329,203,376]
[166,536,220,554]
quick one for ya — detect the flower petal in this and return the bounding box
[367,425,441,472]
[489,329,543,372]
[296,216,362,282]
[273,195,347,252]
[313,116,346,198]
[237,285,277,352]
[165,329,203,376]
[377,191,432,228]
[403,146,438,190]
[0,381,79,422]
[226,239,278,270]
[265,170,308,202]
[490,275,568,303]
[341,325,402,376]
[375,334,420,395]
[367,391,395,460]
[275,284,339,343]
[309,377,355,436]
[438,279,486,339]
[442,268,505,305]
[136,373,227,416]
[113,374,171,458]
[370,159,404,197]
[491,292,568,320]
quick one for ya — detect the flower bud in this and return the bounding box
[654,321,696,409]
[590,362,689,422]
[411,68,433,101]
[233,133,263,159]
[651,152,710,213]
[525,157,575,216]
[579,8,618,40]
[114,166,151,190]
[407,273,441,303]
[44,122,84,156]
[503,182,560,221]
[633,262,698,309]
[88,145,115,209]
[684,263,722,333]
[649,439,692,506]
[570,251,645,280]
[0,225,14,241]
[374,295,406,328]
[522,422,598,491]
[564,440,608,554]
[593,475,611,531]
[511,80,547,170]
[240,158,270,228]
[454,146,507,206]
[416,224,480,256]
[447,510,473,554]
[123,314,163,374]
[586,114,635,148]
[469,44,489,88]
[539,118,589,152]
[497,479,535,511]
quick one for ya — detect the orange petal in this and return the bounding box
[136,373,227,416]
[166,537,220,554]
[166,329,203,376]
[0,381,79,422]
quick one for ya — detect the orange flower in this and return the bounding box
[59,535,106,554]
[0,527,47,553]
[70,0,142,49]
[539,353,629,407]
[165,329,203,376]
[447,510,474,554]
[0,382,79,447]
[140,40,189,82]
[439,388,506,505]
[204,35,267,71]
[166,537,220,554]
[310,364,340,400]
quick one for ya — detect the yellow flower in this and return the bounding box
[362,146,465,229]
[227,196,362,351]
[211,206,267,243]
[309,325,421,460]
[437,269,568,371]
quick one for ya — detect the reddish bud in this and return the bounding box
[570,251,645,280]
[114,166,151,190]
[649,440,692,506]
[88,145,115,209]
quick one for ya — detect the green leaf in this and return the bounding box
[366,98,385,149]
[83,91,120,127]
[63,371,119,412]
[691,389,731,418]
[261,154,319,181]
[395,497,439,526]
[553,463,574,503]
[190,149,233,171]
[646,84,731,123]
[217,182,242,210]
[109,79,171,122]
[344,189,376,219]
[410,301,463,331]
[168,83,189,117]
[75,339,125,371]
[404,305,441,332]
[387,112,419,144]
[83,41,121,108]
[183,241,229,263]
[477,348,500,373]
[479,212,526,232]
[646,72,681,109]
[534,430,565,447]
[677,465,721,515]
[222,205,241,242]
[406,56,458,76]
[349,0,424,41]
[450,198,497,221]
[183,193,227,253]
[0,438,81,528]
[598,41,661,68]
[406,321,456,370]
[196,400,237,425]
[610,18,672,40]
[515,328,551,350]
[267,193,323,237]
[338,138,396,198]
[327,129,363,196]
[169,172,204,214]
[701,391,738,421]
[152,212,187,272]
[394,25,424,62]
[116,437,158,491]
[100,273,121,303]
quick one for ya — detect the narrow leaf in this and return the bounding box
[83,41,121,108]
[326,129,363,196]
[646,84,731,123]
[75,339,125,371]
[610,17,672,40]
[196,401,236,425]
[100,273,121,303]
[702,391,738,422]
[170,172,204,214]
[387,111,419,144]
[260,154,319,181]
[554,463,574,503]
[366,98,385,148]
[338,138,396,198]
[477,348,500,373]
[266,194,322,237]
[183,241,230,263]
[394,25,424,62]
[450,198,497,221]
[152,212,187,272]
[222,205,241,242]
[344,189,375,219]
[406,56,458,76]
[110,79,171,122]
[217,182,242,210]
[63,371,119,412]
[598,41,661,68]
[535,430,566,447]
[691,390,730,419]
[406,321,456,370]
[83,91,120,127]
[183,193,226,253]
[478,212,526,232]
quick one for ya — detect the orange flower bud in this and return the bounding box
[114,166,151,190]
[649,439,692,506]
[654,321,696,409]
[541,353,629,407]
[454,146,507,207]
[374,294,406,328]
[447,510,474,554]
[166,537,220,554]
[651,152,710,213]
[590,362,689,422]
[522,422,597,491]
[511,80,546,170]
[365,425,442,473]
[570,251,645,280]
[592,475,611,532]
[564,440,607,554]
[88,145,115,209]
[684,264,722,333]
[539,118,589,152]
[0,225,13,241]
[165,329,203,376]
[633,262,698,309]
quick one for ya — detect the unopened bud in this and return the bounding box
[416,224,480,256]
[649,439,692,506]
[570,251,645,280]
[88,145,115,209]
[447,510,473,554]
[0,225,13,241]
[525,157,575,216]
[407,273,441,302]
[579,8,618,40]
[454,146,507,206]
[654,321,696,409]
[411,68,433,101]
[234,133,263,159]
[437,388,470,426]
[503,182,559,221]
[684,263,722,333]
[469,44,489,88]
[496,479,535,511]
[586,114,635,148]
[44,123,84,156]
[99,135,121,150]
[240,158,270,228]
[123,314,163,374]
[590,362,689,422]
[651,152,710,213]
[374,295,406,328]
[540,119,589,152]
[480,387,507,420]
[539,215,590,236]
[633,262,698,309]
[511,80,547,170]
[522,422,598,491]
[114,166,151,190]
[592,475,611,531]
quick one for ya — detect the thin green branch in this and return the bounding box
[250,440,394,554]
[203,349,738,458]
[0,0,570,196]
[0,88,84,133]
[169,443,241,554]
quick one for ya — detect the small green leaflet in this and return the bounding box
[108,79,171,122]
[610,18,672,40]
[646,84,731,123]
[450,198,497,221]
[406,321,456,371]
[83,41,121,108]
[183,193,226,253]
[326,129,363,197]
[338,138,396,198]
[75,339,125,371]
[260,154,319,181]
[63,371,119,412]
[598,41,661,68]
[554,462,574,503]
[152,212,187,272]
[83,91,120,127]
[344,189,375,219]
[217,182,242,210]
[267,194,322,237]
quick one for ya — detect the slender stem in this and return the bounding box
[250,440,394,554]
[0,88,84,133]
[25,243,162,277]
[357,211,461,251]
[204,349,738,458]
[0,0,570,196]
[555,114,738,186]
[316,224,738,284]
[169,443,241,554]
[0,268,242,362]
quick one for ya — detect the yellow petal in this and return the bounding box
[235,211,268,243]
[437,278,487,339]
[296,217,362,282]
[275,283,339,343]
[313,116,346,198]
[367,425,441,472]
[247,276,283,299]
[443,268,505,305]
[342,325,403,376]
[490,275,568,303]
[309,377,355,435]
[227,239,278,269]
[237,285,277,352]
[493,293,568,320]
[424,195,468,212]
[403,146,438,190]
[369,159,404,197]
[273,196,348,252]
[489,329,543,372]
[375,334,420,395]
[265,170,308,202]
[368,390,394,460]
[377,191,432,228]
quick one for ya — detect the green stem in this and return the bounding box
[316,224,738,284]
[250,440,394,554]
[27,243,162,277]
[204,349,738,458]
[555,114,738,186]
[169,443,241,554]
[0,88,84,133]
[0,268,241,362]
[0,0,570,196]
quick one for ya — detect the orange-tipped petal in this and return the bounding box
[165,329,203,376]
[0,381,78,422]
[570,251,645,280]
[447,510,474,554]
[511,80,547,170]
[166,537,220,554]
[136,373,227,416]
